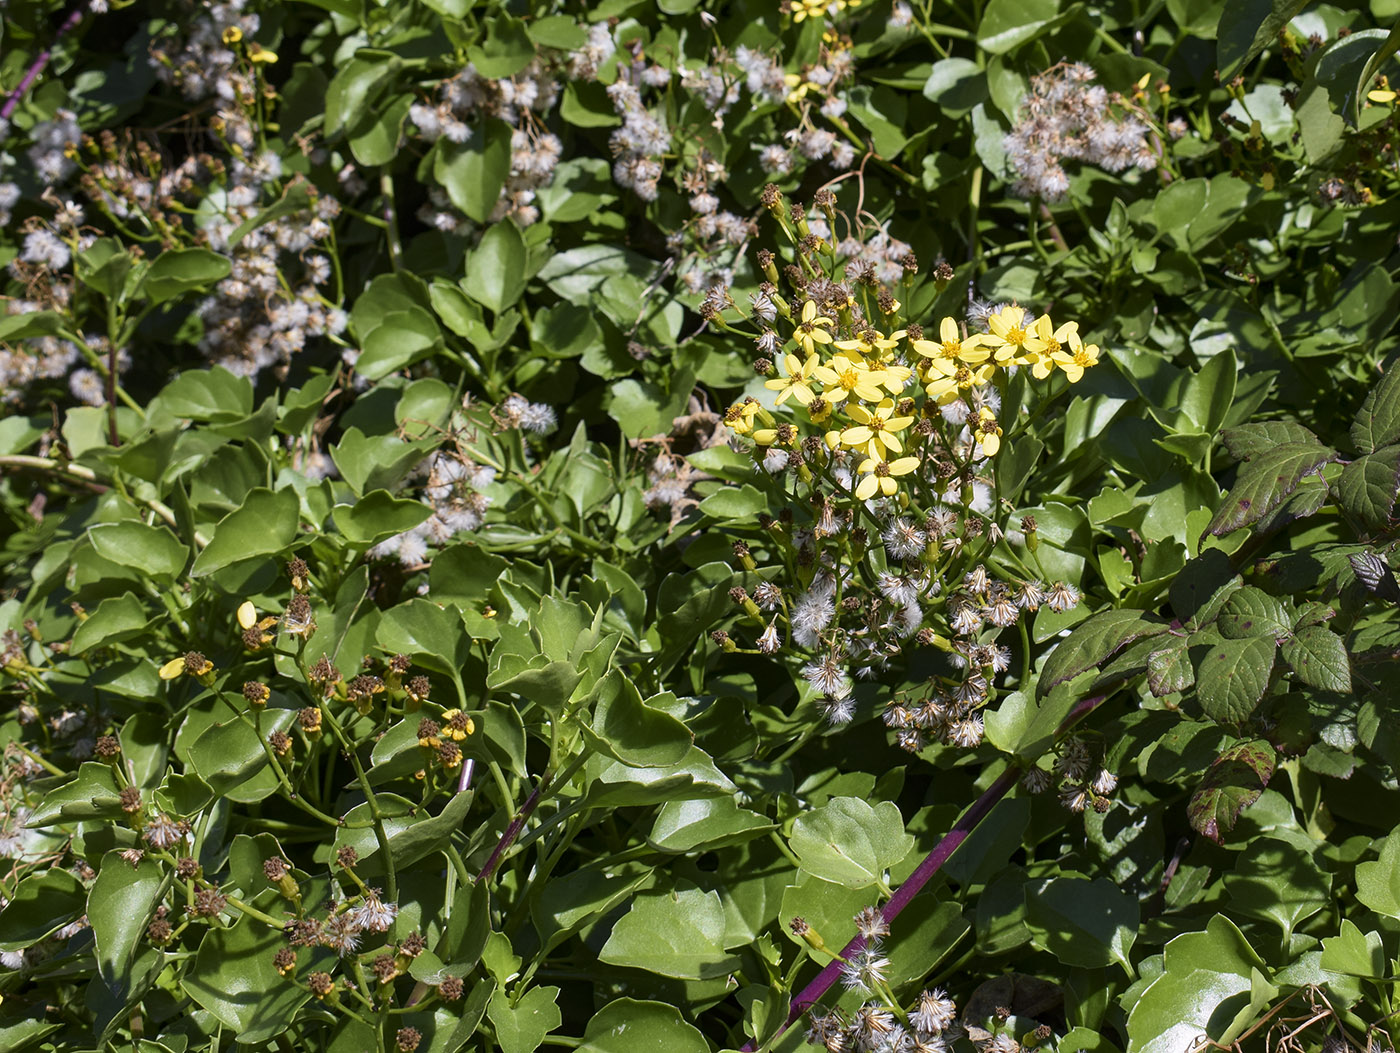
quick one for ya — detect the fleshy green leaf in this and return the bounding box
[577,999,709,1053]
[190,488,300,577]
[1024,876,1138,972]
[789,797,914,889]
[1355,828,1400,919]
[0,868,86,951]
[88,521,189,579]
[487,986,562,1053]
[90,852,166,1000]
[598,883,740,979]
[331,490,434,545]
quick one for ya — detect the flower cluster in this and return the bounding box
[1021,734,1118,814]
[1003,62,1160,201]
[712,190,1097,737]
[799,906,963,1052]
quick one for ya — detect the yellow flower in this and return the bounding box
[811,350,888,404]
[790,0,828,23]
[247,43,278,64]
[854,456,919,500]
[784,73,816,105]
[986,304,1046,364]
[972,407,1003,456]
[440,708,475,741]
[925,361,995,403]
[222,26,243,44]
[794,300,835,355]
[835,329,911,394]
[765,352,820,406]
[841,398,914,460]
[724,399,761,435]
[159,651,214,680]
[1026,315,1080,379]
[912,317,992,368]
[1050,333,1100,383]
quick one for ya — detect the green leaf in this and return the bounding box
[1038,609,1169,696]
[1315,29,1392,126]
[70,592,150,654]
[922,57,987,115]
[1196,635,1277,724]
[91,853,166,1000]
[582,670,693,767]
[1188,739,1276,843]
[1355,828,1400,919]
[325,55,399,137]
[159,367,254,421]
[181,918,316,1043]
[1180,347,1237,433]
[1224,837,1330,939]
[1216,586,1293,641]
[24,762,120,827]
[355,306,443,380]
[487,986,561,1053]
[376,599,472,676]
[599,882,740,979]
[349,92,411,166]
[186,710,295,802]
[1147,638,1195,697]
[1024,877,1138,972]
[577,999,708,1053]
[190,487,300,576]
[1217,0,1311,80]
[1336,447,1400,532]
[0,868,86,951]
[461,219,528,314]
[435,123,511,222]
[527,15,588,50]
[647,796,774,853]
[1221,421,1321,461]
[139,248,232,304]
[1320,920,1387,978]
[1203,441,1337,540]
[1126,915,1270,1053]
[697,484,768,521]
[977,0,1064,54]
[88,521,189,579]
[789,797,914,889]
[1281,626,1351,692]
[467,14,534,78]
[332,490,434,545]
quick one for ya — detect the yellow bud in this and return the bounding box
[248,44,278,64]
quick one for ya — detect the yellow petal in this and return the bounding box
[237,601,258,630]
[159,657,187,680]
[855,474,880,501]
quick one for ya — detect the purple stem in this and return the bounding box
[475,773,551,886]
[748,692,1112,1050]
[1,6,87,122]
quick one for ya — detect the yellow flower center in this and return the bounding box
[940,341,960,359]
[954,366,972,386]
[1005,327,1026,346]
[1074,350,1092,366]
[1045,337,1061,353]
[869,414,887,432]
[839,368,860,390]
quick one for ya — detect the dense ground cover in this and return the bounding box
[1,0,1400,1050]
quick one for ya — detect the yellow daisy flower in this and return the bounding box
[765,352,821,406]
[811,350,888,404]
[972,408,1003,457]
[794,300,835,355]
[912,317,992,368]
[854,456,919,500]
[926,361,995,403]
[1026,315,1080,379]
[986,305,1047,364]
[723,399,761,434]
[790,0,828,23]
[1050,333,1101,383]
[842,398,914,460]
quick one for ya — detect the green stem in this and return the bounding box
[322,706,398,903]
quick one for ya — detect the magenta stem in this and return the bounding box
[475,773,550,886]
[1,6,87,122]
[747,692,1112,1049]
